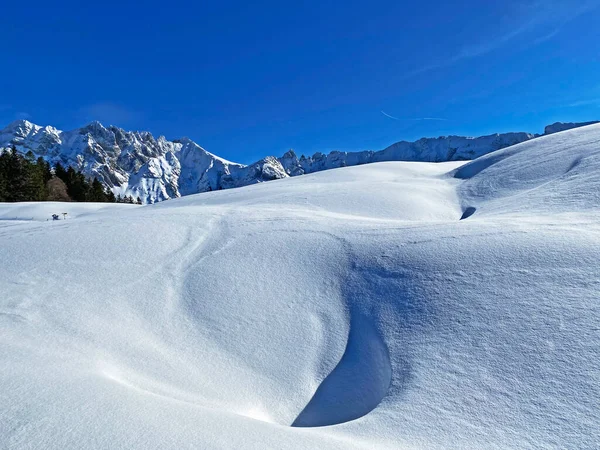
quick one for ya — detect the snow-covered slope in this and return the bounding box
[1,119,595,204]
[1,124,599,449]
[0,201,138,221]
[455,122,600,216]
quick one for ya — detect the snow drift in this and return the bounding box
[1,124,599,449]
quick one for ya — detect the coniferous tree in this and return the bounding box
[0,147,117,203]
[5,146,28,202]
[39,157,52,185]
[54,162,67,182]
[63,166,88,201]
[105,188,116,203]
[0,150,9,201]
[88,178,107,202]
[24,156,48,200]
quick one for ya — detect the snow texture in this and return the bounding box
[1,123,600,449]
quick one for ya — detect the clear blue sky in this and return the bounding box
[2,0,600,163]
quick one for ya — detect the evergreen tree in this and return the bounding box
[88,178,107,202]
[105,188,116,203]
[5,146,28,202]
[0,148,117,203]
[0,149,9,201]
[23,158,46,200]
[38,157,52,184]
[54,162,67,182]
[136,196,142,205]
[64,166,89,201]
[24,150,36,162]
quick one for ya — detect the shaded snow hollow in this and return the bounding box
[1,123,600,449]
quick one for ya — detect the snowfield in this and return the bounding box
[1,124,599,449]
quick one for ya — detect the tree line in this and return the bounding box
[0,145,141,204]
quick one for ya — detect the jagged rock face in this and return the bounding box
[0,119,596,203]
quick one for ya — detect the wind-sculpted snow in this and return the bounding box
[455,122,600,216]
[1,125,600,448]
[292,313,392,427]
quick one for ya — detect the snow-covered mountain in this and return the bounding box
[0,120,248,203]
[277,131,537,175]
[544,120,599,135]
[0,120,291,203]
[0,119,595,203]
[1,123,600,449]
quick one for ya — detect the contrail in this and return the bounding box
[381,111,448,122]
[380,110,401,120]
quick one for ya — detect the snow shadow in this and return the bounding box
[460,206,477,220]
[292,313,392,427]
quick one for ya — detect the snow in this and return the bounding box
[455,123,600,216]
[1,124,600,449]
[0,201,138,222]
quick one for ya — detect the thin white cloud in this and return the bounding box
[459,1,599,59]
[381,111,448,122]
[381,110,401,120]
[531,26,563,45]
[404,0,600,79]
[567,98,600,108]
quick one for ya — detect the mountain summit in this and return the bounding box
[0,119,596,203]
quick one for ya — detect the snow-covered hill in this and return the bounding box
[1,119,595,203]
[1,123,599,449]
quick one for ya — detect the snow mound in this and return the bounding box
[455,122,600,216]
[1,125,600,449]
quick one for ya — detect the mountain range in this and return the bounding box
[0,119,597,203]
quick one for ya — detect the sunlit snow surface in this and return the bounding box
[1,125,600,449]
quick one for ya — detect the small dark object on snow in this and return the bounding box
[52,214,59,220]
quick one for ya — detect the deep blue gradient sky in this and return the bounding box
[2,0,600,163]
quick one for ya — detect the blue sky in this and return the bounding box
[2,0,600,163]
